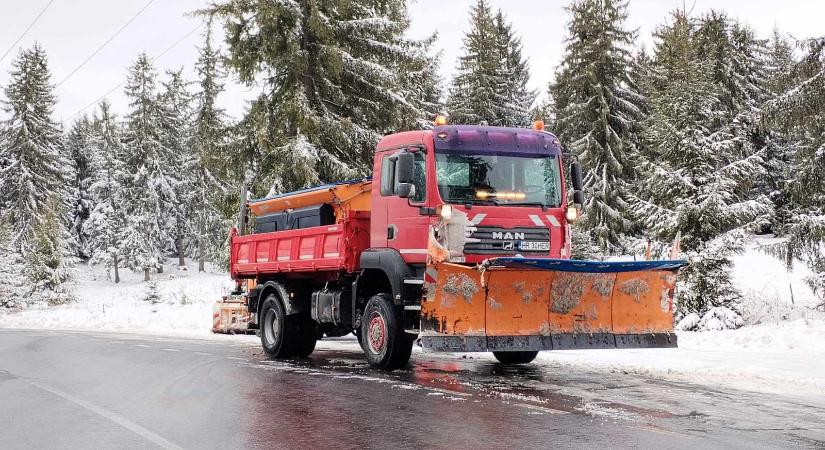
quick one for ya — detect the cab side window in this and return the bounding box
[379,154,395,197]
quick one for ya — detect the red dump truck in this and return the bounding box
[215,120,685,370]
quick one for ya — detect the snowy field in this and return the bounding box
[1,240,824,399]
[0,259,235,337]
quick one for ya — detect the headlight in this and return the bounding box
[439,204,453,220]
[565,207,579,222]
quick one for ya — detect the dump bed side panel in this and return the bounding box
[230,211,370,278]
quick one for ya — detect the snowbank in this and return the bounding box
[732,235,821,323]
[528,319,825,399]
[0,260,234,337]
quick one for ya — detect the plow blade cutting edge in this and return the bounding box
[420,258,687,352]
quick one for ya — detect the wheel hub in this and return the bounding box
[264,309,279,345]
[367,313,386,353]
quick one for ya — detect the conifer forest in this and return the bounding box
[1,0,823,331]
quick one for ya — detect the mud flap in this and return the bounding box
[420,258,685,352]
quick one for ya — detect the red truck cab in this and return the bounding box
[371,125,573,266]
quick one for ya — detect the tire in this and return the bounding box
[361,293,414,370]
[260,294,317,358]
[492,351,538,364]
[292,314,317,358]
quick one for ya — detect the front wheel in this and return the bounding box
[492,351,538,364]
[361,293,414,370]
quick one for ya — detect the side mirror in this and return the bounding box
[573,190,584,206]
[570,161,584,209]
[396,183,415,198]
[395,152,415,184]
[570,161,583,192]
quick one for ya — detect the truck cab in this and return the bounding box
[370,124,579,266]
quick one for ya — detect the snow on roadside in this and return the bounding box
[732,235,820,322]
[0,260,234,337]
[527,319,825,400]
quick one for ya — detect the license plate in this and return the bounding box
[519,241,550,251]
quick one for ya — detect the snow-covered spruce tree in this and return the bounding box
[0,44,73,304]
[633,12,771,329]
[446,0,497,125]
[120,54,175,281]
[83,101,127,283]
[694,12,772,229]
[65,115,96,260]
[203,0,439,195]
[400,42,444,130]
[764,38,825,309]
[191,22,231,272]
[492,10,535,127]
[0,221,26,308]
[158,69,194,269]
[760,30,801,236]
[447,1,534,127]
[550,0,645,253]
[26,198,74,305]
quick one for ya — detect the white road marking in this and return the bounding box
[133,344,151,348]
[162,348,180,352]
[29,380,184,450]
[194,352,213,356]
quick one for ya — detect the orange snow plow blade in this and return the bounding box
[420,258,686,352]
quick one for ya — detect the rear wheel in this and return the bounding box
[361,293,414,370]
[492,351,538,364]
[260,294,317,358]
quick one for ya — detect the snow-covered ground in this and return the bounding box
[1,240,824,399]
[0,260,235,337]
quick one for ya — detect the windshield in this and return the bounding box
[435,150,562,207]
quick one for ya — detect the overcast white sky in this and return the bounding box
[1,0,823,125]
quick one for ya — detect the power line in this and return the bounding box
[56,0,156,88]
[62,23,204,124]
[0,0,56,65]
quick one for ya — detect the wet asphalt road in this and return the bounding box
[1,329,824,449]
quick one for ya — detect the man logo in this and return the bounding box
[492,231,525,240]
[502,242,515,250]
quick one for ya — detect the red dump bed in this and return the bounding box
[230,211,370,279]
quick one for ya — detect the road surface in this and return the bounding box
[1,328,823,449]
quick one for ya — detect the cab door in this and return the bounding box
[386,148,431,264]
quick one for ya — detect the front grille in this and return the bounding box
[464,226,550,255]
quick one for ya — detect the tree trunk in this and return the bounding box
[113,255,120,284]
[157,264,163,274]
[143,267,150,282]
[176,236,186,268]
[198,238,206,272]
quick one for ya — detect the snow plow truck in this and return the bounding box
[213,119,686,370]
